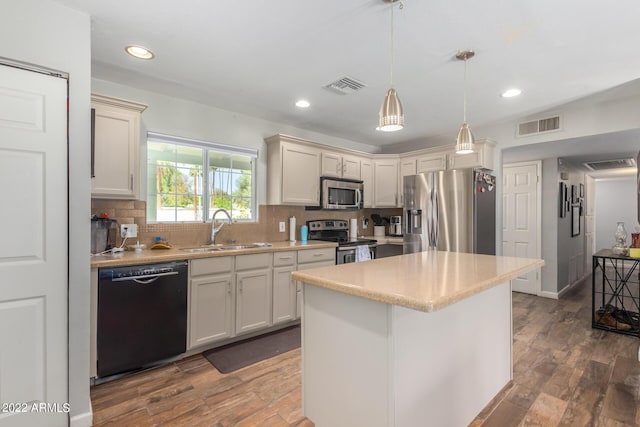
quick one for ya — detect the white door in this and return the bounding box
[0,64,68,426]
[503,162,541,295]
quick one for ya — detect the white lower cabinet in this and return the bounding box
[272,250,297,325]
[273,266,297,324]
[186,248,334,350]
[189,257,235,349]
[189,273,235,348]
[235,253,273,335]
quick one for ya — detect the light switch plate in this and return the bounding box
[279,221,286,232]
[120,223,138,238]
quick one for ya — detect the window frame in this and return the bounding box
[146,132,257,223]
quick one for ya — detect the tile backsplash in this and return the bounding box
[91,199,401,247]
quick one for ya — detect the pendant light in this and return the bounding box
[378,0,404,132]
[455,50,475,154]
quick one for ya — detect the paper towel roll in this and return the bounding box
[289,216,296,242]
[349,218,358,240]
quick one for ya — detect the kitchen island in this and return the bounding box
[292,250,543,427]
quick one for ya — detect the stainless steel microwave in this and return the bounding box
[320,177,363,210]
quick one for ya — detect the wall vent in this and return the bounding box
[517,115,561,137]
[584,158,636,171]
[323,76,367,95]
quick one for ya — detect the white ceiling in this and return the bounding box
[54,0,640,148]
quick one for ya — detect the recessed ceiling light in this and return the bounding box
[295,100,310,108]
[125,45,155,60]
[501,88,521,98]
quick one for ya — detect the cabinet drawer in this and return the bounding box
[236,253,272,271]
[298,248,335,264]
[273,251,296,267]
[191,256,233,276]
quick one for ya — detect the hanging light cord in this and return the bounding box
[389,3,394,87]
[463,57,468,124]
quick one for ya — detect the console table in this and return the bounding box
[592,249,640,337]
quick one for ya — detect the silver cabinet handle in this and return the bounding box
[130,174,134,190]
[239,279,243,293]
[278,256,293,260]
[313,253,323,257]
[227,282,231,294]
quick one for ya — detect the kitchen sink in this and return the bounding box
[219,244,263,250]
[180,247,222,253]
[180,243,271,252]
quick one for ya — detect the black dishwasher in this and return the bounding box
[97,260,188,378]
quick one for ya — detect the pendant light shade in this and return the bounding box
[378,0,404,132]
[455,50,475,154]
[455,123,474,154]
[378,88,404,131]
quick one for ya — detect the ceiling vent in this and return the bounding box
[517,115,561,137]
[323,76,367,95]
[584,158,637,171]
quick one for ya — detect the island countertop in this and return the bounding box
[292,251,544,312]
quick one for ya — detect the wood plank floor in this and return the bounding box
[91,276,640,426]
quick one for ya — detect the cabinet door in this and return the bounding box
[448,150,484,170]
[374,159,399,207]
[417,154,447,173]
[91,95,146,199]
[273,266,296,324]
[321,152,342,178]
[236,269,273,335]
[189,274,234,349]
[281,143,321,205]
[342,154,362,180]
[361,159,374,208]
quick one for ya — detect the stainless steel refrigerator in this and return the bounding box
[403,169,496,255]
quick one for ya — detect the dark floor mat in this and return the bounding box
[202,325,301,373]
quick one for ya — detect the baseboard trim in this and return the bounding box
[538,291,559,300]
[70,410,92,427]
[556,273,590,298]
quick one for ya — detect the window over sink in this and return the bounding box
[146,132,257,223]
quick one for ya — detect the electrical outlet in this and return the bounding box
[120,223,138,238]
[279,221,286,232]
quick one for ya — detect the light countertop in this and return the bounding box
[292,251,544,312]
[90,240,337,268]
[366,235,403,244]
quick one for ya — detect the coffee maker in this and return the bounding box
[389,215,402,236]
[91,217,118,254]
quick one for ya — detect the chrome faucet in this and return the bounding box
[210,208,232,244]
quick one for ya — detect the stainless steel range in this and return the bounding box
[307,219,377,264]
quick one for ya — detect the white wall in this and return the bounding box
[540,158,559,293]
[594,177,639,250]
[91,79,380,206]
[1,1,92,425]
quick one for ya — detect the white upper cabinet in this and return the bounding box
[91,94,147,199]
[417,153,447,173]
[360,158,374,208]
[373,159,399,207]
[448,139,496,170]
[265,134,496,207]
[266,135,321,206]
[400,157,417,177]
[321,151,362,180]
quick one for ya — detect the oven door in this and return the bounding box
[322,178,363,209]
[336,244,377,264]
